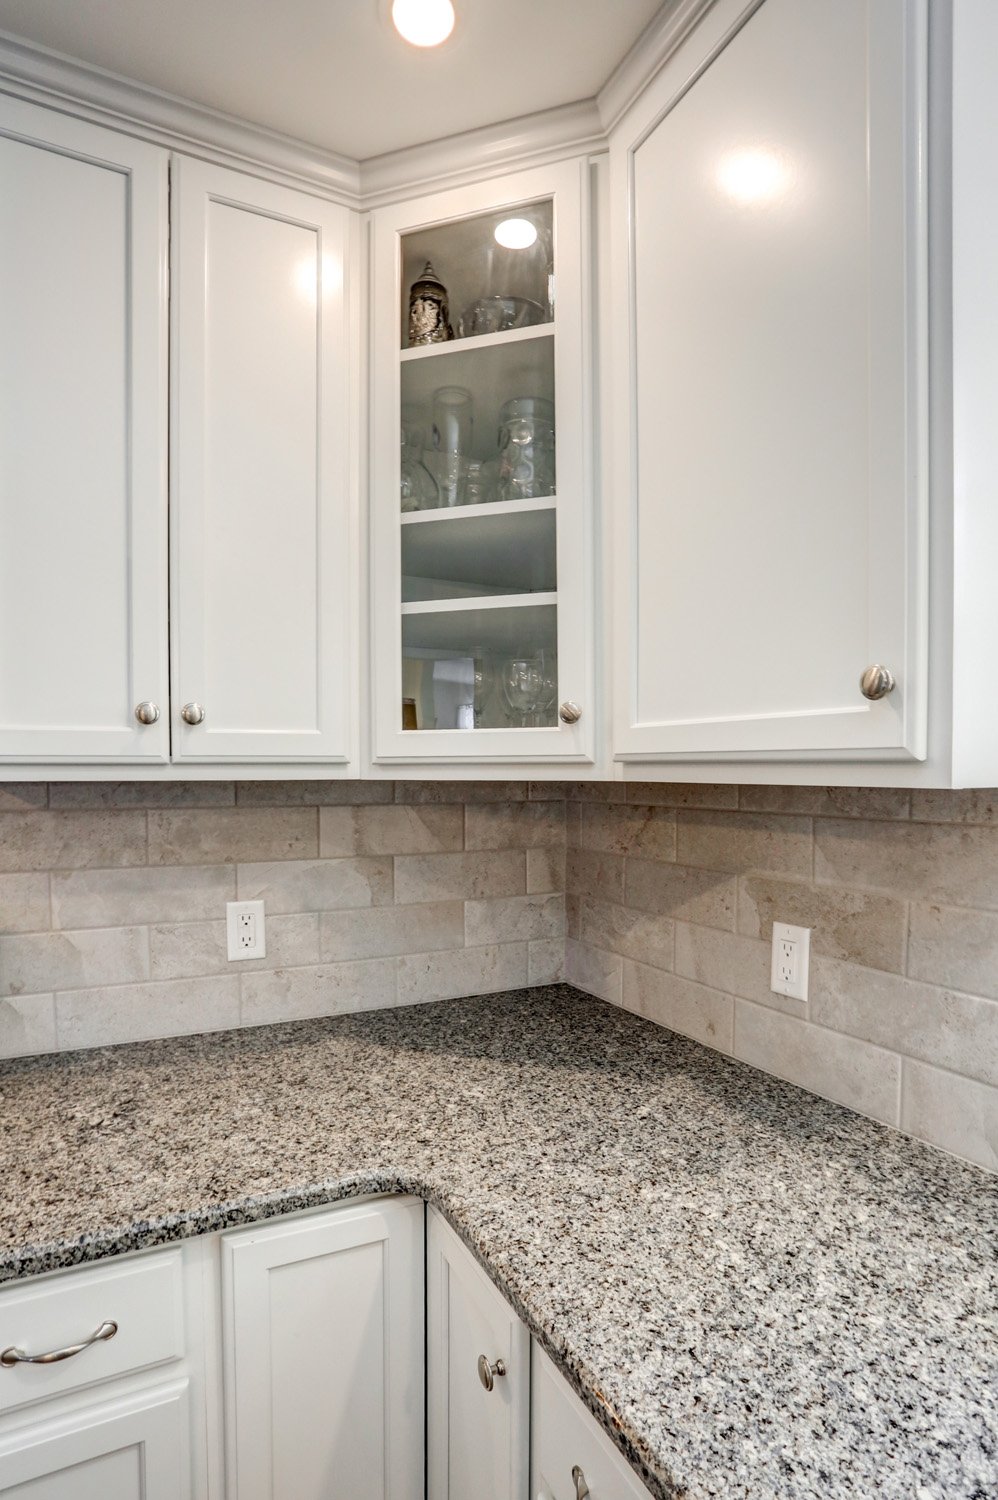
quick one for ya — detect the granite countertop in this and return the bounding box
[0,985,995,1499]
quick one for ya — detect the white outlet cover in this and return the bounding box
[770,921,810,1002]
[226,900,266,962]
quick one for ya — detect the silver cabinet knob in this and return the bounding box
[477,1354,506,1392]
[859,665,896,701]
[134,701,160,726]
[558,701,582,724]
[181,702,206,726]
[572,1468,591,1500]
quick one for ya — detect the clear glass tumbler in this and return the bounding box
[496,396,555,502]
[430,386,474,507]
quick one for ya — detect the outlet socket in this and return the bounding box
[226,900,266,962]
[770,922,810,1002]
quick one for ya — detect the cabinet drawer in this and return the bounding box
[0,1252,184,1415]
[531,1346,652,1500]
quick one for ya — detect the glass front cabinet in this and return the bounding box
[370,161,595,764]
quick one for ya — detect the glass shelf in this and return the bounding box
[400,325,554,363]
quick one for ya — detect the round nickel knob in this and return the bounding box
[181,702,206,726]
[859,666,896,701]
[558,701,583,725]
[134,701,160,725]
[477,1354,506,1392]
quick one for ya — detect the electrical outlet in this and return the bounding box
[226,900,266,962]
[770,922,810,1002]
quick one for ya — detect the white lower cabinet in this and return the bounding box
[531,1347,650,1500]
[0,1384,189,1500]
[0,1198,652,1500]
[220,1198,424,1500]
[426,1208,529,1500]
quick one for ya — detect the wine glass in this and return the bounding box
[500,656,545,727]
[473,655,495,727]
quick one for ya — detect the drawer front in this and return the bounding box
[531,1346,652,1500]
[0,1252,184,1415]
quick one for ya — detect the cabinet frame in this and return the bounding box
[370,160,596,766]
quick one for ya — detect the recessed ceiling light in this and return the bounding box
[494,218,538,250]
[392,0,455,47]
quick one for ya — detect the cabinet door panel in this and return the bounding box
[427,1208,528,1500]
[221,1199,423,1500]
[172,158,355,762]
[612,0,927,760]
[0,1383,188,1499]
[0,96,169,761]
[531,1346,650,1500]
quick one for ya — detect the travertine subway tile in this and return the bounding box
[738,874,906,973]
[564,938,622,1006]
[809,955,998,1089]
[0,926,148,997]
[394,780,527,803]
[622,961,733,1053]
[52,865,235,930]
[526,846,565,894]
[565,848,625,904]
[237,857,392,913]
[579,898,674,971]
[0,784,47,812]
[0,811,147,873]
[901,1060,998,1173]
[50,782,235,809]
[150,913,319,980]
[908,903,998,1000]
[394,851,525,904]
[0,994,56,1058]
[624,858,736,930]
[320,902,463,961]
[739,786,910,819]
[148,809,317,866]
[0,873,50,934]
[579,802,677,860]
[815,819,998,907]
[240,959,396,1026]
[56,976,240,1049]
[397,943,528,1005]
[676,809,812,878]
[909,789,998,826]
[237,780,393,806]
[465,801,565,850]
[528,938,564,985]
[733,999,901,1126]
[319,803,462,857]
[465,893,565,947]
[674,923,780,1009]
[626,782,739,809]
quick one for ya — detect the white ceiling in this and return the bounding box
[0,0,665,161]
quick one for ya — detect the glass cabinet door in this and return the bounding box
[371,161,594,763]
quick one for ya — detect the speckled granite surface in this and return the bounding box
[0,985,995,1498]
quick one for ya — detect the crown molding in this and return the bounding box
[597,0,717,132]
[357,98,606,208]
[0,30,361,203]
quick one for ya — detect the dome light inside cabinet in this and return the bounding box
[494,217,538,250]
[391,0,455,47]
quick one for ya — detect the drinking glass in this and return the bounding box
[496,396,555,502]
[430,386,474,507]
[473,655,496,726]
[500,656,546,727]
[400,407,438,512]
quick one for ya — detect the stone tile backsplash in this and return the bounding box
[0,781,564,1056]
[564,783,998,1175]
[2,779,998,1175]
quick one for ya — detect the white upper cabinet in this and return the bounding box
[610,0,928,763]
[171,159,356,763]
[370,161,596,766]
[0,95,169,763]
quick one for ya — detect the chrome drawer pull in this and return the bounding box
[572,1466,590,1500]
[1,1319,118,1367]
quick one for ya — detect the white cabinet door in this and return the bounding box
[171,158,356,763]
[0,1383,188,1499]
[610,0,928,762]
[221,1199,423,1500]
[370,161,595,766]
[0,95,169,762]
[531,1347,650,1500]
[427,1208,529,1500]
